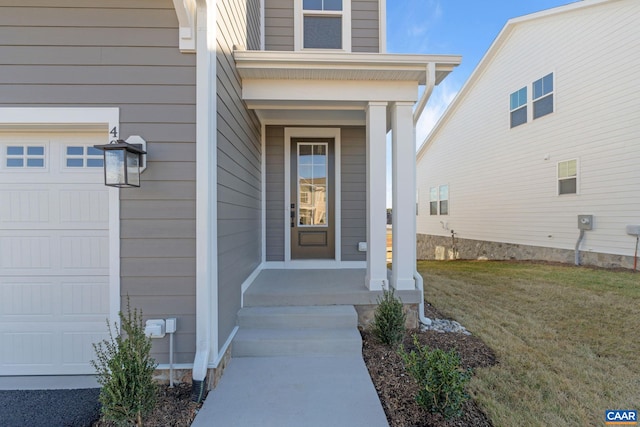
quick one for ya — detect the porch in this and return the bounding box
[243,268,422,328]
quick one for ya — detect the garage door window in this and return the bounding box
[66,146,104,168]
[6,145,45,168]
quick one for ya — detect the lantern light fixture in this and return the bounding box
[93,139,147,188]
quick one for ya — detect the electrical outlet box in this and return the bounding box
[627,225,640,236]
[578,215,593,230]
[358,242,367,252]
[145,319,165,338]
[165,318,177,334]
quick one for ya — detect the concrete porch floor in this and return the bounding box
[243,268,421,307]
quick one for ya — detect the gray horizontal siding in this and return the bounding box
[265,0,294,51]
[341,127,367,261]
[217,0,263,354]
[265,126,286,261]
[0,0,197,365]
[352,0,380,52]
[247,0,262,49]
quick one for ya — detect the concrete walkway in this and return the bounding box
[191,355,389,427]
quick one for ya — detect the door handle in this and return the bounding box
[290,203,295,227]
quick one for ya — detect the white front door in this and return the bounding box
[0,132,110,375]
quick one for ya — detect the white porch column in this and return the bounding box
[366,101,388,291]
[391,102,416,290]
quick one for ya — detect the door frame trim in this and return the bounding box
[284,127,341,265]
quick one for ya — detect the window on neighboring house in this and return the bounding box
[429,185,449,215]
[429,187,438,215]
[510,87,527,128]
[439,185,449,215]
[533,73,554,119]
[297,0,350,50]
[558,159,577,195]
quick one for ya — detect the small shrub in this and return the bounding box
[371,286,406,348]
[399,335,472,419]
[91,299,158,427]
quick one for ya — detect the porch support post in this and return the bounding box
[365,101,388,291]
[391,102,416,290]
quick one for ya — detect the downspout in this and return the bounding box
[574,229,585,266]
[191,0,216,403]
[413,63,435,326]
[414,271,432,326]
[413,62,436,126]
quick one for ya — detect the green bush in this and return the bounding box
[91,299,158,427]
[371,286,406,348]
[399,335,472,419]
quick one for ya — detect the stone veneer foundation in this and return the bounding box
[417,233,636,270]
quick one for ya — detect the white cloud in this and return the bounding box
[415,79,460,147]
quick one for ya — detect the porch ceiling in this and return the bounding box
[233,50,462,125]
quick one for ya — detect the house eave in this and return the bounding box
[233,50,461,85]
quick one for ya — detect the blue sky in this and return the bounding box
[386,0,580,144]
[383,0,580,207]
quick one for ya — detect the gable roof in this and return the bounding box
[416,0,619,161]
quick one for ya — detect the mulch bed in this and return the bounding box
[361,301,498,427]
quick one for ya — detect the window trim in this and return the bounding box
[294,0,352,52]
[557,158,578,196]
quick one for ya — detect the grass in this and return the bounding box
[417,260,640,427]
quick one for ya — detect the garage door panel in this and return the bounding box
[0,189,50,223]
[59,189,108,224]
[1,282,54,316]
[60,235,109,271]
[0,235,52,270]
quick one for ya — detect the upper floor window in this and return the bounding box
[510,87,527,128]
[533,73,554,119]
[509,72,555,128]
[296,0,351,51]
[558,159,577,195]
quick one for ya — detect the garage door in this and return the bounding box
[0,132,111,375]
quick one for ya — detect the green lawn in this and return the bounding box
[417,260,640,427]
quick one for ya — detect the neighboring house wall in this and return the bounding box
[264,0,379,52]
[0,0,197,363]
[216,0,263,350]
[416,0,640,269]
[265,125,366,262]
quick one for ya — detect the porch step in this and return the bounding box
[237,305,357,329]
[232,305,362,357]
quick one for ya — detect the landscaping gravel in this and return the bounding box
[0,388,100,427]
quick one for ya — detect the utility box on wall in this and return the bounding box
[578,215,593,230]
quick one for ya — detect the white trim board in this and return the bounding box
[0,107,121,327]
[284,127,342,266]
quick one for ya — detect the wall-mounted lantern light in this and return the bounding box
[93,139,147,188]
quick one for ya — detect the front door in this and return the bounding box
[290,138,335,259]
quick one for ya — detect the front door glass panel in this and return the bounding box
[297,143,328,227]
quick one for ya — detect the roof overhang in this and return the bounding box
[234,50,462,125]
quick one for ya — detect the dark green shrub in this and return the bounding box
[399,335,472,419]
[371,286,406,348]
[91,299,158,426]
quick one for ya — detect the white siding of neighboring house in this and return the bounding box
[417,0,640,259]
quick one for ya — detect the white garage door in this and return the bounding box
[0,132,111,375]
